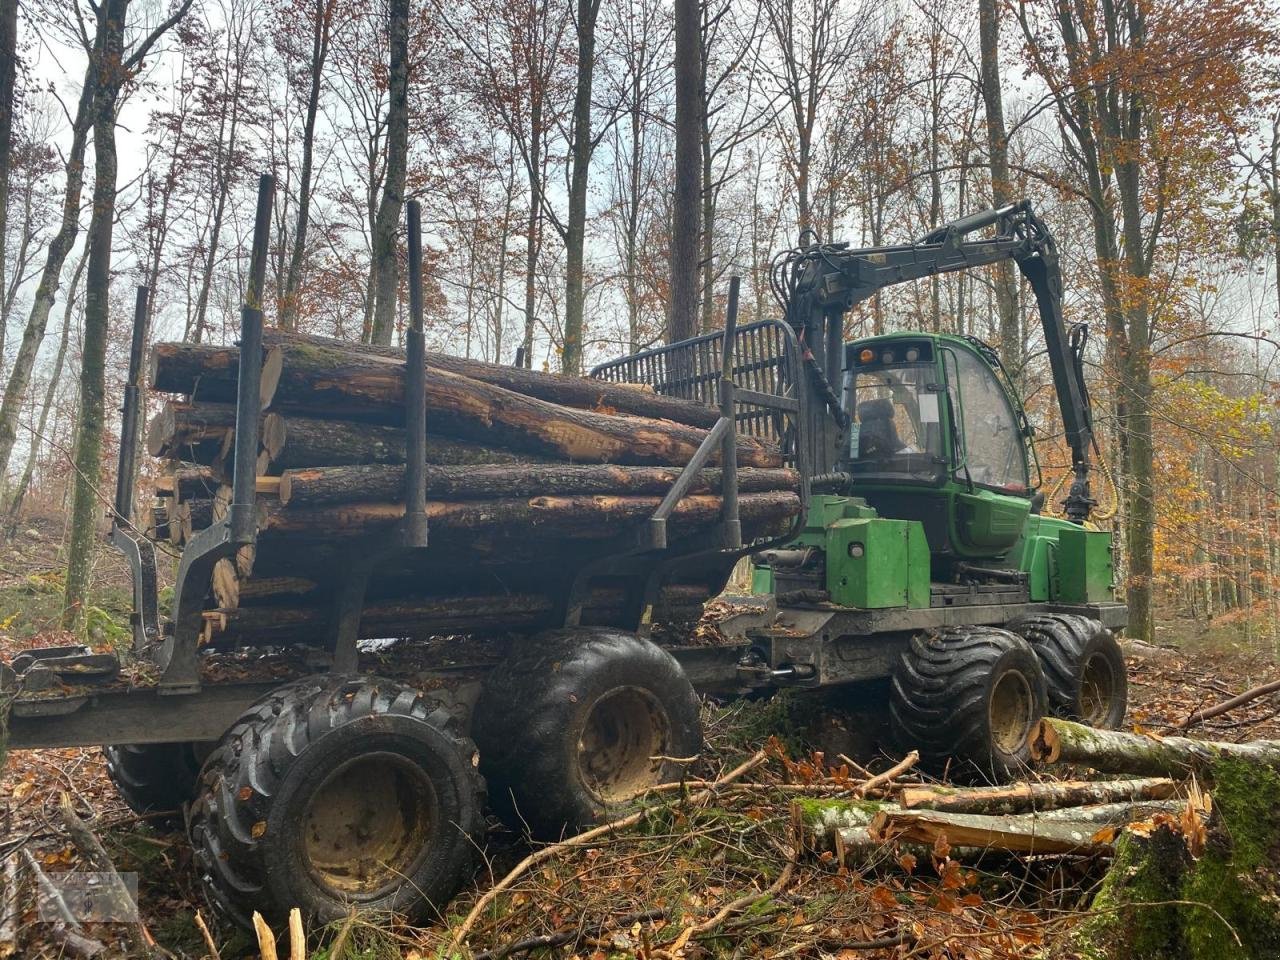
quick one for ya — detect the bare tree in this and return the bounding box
[367,0,409,345]
[668,0,700,343]
[64,0,193,629]
[0,0,18,361]
[760,0,862,241]
[977,0,1019,371]
[279,0,339,330]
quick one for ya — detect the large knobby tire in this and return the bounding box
[890,626,1048,782]
[103,742,205,822]
[188,676,485,929]
[473,629,702,839]
[1009,614,1127,729]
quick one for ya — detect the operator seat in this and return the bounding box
[857,398,903,459]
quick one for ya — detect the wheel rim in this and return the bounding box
[301,752,437,899]
[988,669,1036,755]
[578,687,670,804]
[1079,652,1116,725]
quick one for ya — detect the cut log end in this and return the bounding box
[1029,718,1061,763]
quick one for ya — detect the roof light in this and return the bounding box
[858,348,874,363]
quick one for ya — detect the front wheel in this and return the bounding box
[890,626,1048,782]
[473,629,703,838]
[188,676,485,929]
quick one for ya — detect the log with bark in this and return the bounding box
[207,584,709,646]
[1030,717,1280,777]
[804,796,1183,862]
[277,463,800,507]
[148,340,283,405]
[154,336,778,467]
[154,331,721,428]
[260,414,546,470]
[897,777,1179,816]
[146,400,237,458]
[258,490,800,539]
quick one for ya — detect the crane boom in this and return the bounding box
[775,200,1096,522]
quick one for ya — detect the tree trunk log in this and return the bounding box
[146,400,237,458]
[1031,717,1280,777]
[260,414,545,470]
[155,331,721,427]
[148,341,282,405]
[278,463,799,506]
[210,585,707,646]
[869,808,1116,855]
[259,490,800,539]
[897,777,1179,816]
[152,338,779,466]
[265,341,778,466]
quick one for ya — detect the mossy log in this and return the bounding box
[154,331,721,428]
[258,490,800,539]
[278,463,800,506]
[898,777,1179,816]
[869,808,1117,854]
[1032,717,1280,778]
[1070,758,1280,960]
[260,413,545,470]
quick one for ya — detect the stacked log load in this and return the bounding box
[145,331,802,646]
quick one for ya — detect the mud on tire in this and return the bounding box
[890,626,1048,782]
[103,742,204,822]
[188,676,485,929]
[1008,614,1127,729]
[473,628,702,839]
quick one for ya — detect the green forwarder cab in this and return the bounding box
[597,201,1128,780]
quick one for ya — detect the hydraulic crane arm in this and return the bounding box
[774,199,1097,522]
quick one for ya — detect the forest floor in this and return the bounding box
[2,532,1279,959]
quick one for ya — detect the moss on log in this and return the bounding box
[1069,758,1280,960]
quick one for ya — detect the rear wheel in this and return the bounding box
[103,742,205,822]
[1009,614,1127,728]
[474,628,702,838]
[890,626,1048,781]
[188,676,484,929]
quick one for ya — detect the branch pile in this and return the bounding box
[144,332,800,645]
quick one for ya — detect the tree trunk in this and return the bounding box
[154,331,722,426]
[1030,717,1280,777]
[561,0,600,375]
[977,0,1020,374]
[668,0,700,344]
[522,96,542,367]
[260,489,800,538]
[280,0,334,330]
[870,808,1116,855]
[0,60,94,482]
[898,777,1178,816]
[4,252,85,532]
[278,463,799,506]
[0,0,17,361]
[263,342,780,466]
[368,0,409,346]
[261,413,546,470]
[211,584,708,646]
[64,0,127,632]
[145,400,239,458]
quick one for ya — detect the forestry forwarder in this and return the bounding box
[0,186,1125,931]
[593,198,1129,780]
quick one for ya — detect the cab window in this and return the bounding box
[844,363,946,483]
[945,347,1029,493]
